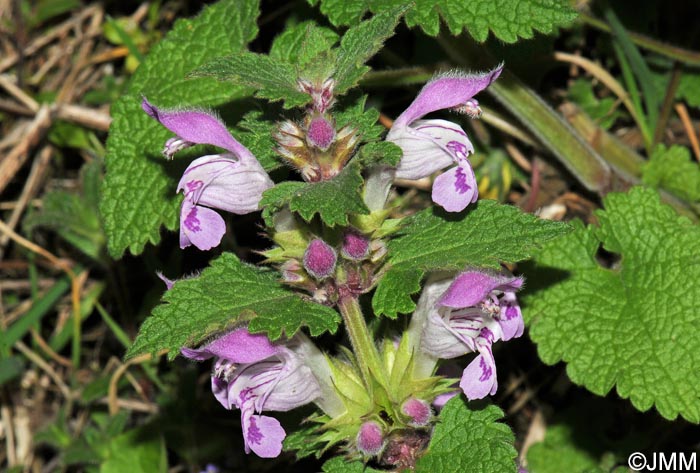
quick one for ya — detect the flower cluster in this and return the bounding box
[144,61,520,465]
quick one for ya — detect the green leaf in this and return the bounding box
[261,162,370,227]
[526,399,638,473]
[372,268,422,320]
[270,21,339,82]
[99,426,167,473]
[235,110,283,171]
[522,187,700,422]
[314,0,576,43]
[322,457,382,473]
[358,141,403,167]
[0,357,25,386]
[567,79,622,130]
[333,5,408,94]
[25,190,104,261]
[415,398,517,472]
[127,253,340,360]
[527,425,607,473]
[373,201,571,317]
[642,145,700,204]
[334,95,384,141]
[604,6,660,132]
[189,52,309,108]
[100,0,259,257]
[678,70,700,107]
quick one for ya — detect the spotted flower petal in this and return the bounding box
[431,164,478,212]
[388,119,470,180]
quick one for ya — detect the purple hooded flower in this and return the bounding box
[386,65,503,212]
[181,328,321,458]
[420,270,523,400]
[142,98,274,251]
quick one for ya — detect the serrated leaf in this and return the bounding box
[127,253,340,360]
[333,5,408,94]
[270,21,339,66]
[373,201,571,317]
[642,145,700,204]
[334,95,384,141]
[415,398,517,472]
[270,21,339,82]
[322,457,382,473]
[100,426,167,473]
[189,52,309,108]
[314,0,576,43]
[261,162,370,227]
[358,141,403,167]
[372,268,422,320]
[522,187,700,422]
[283,425,325,459]
[235,110,283,171]
[101,0,259,257]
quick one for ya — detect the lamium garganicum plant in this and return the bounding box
[104,2,577,471]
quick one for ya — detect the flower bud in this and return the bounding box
[303,239,337,279]
[280,259,306,283]
[401,398,432,426]
[357,421,384,456]
[341,232,370,260]
[307,115,335,151]
[369,239,388,263]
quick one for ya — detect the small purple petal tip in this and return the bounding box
[341,232,370,260]
[303,239,337,279]
[307,116,335,150]
[357,421,384,456]
[401,398,432,426]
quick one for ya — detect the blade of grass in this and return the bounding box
[578,12,700,67]
[95,301,131,350]
[1,277,71,356]
[612,41,652,151]
[605,5,660,138]
[49,282,104,352]
[105,16,145,63]
[653,64,682,147]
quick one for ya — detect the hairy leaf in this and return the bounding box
[373,201,570,317]
[101,0,259,257]
[334,5,408,94]
[522,187,700,422]
[189,52,309,108]
[312,0,577,43]
[643,145,700,204]
[127,253,341,360]
[261,162,369,227]
[415,398,517,472]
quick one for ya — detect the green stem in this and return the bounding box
[337,295,387,389]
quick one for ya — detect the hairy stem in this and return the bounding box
[337,295,387,389]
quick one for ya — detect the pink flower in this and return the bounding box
[181,328,322,458]
[386,65,503,212]
[419,269,523,400]
[143,99,273,250]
